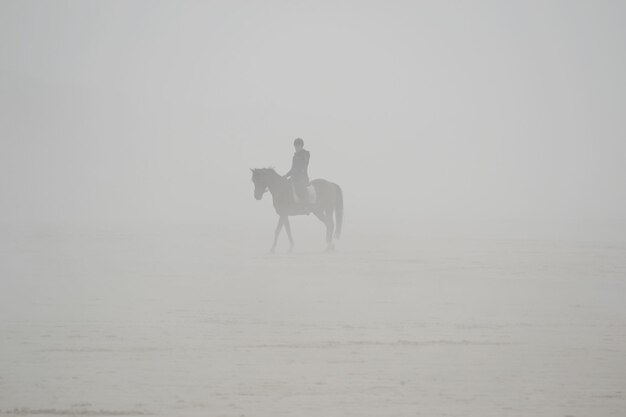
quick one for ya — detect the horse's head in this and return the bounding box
[250,168,269,200]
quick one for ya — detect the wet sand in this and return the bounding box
[1,229,625,416]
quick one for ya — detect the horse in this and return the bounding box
[250,168,343,252]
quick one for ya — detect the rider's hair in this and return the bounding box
[294,137,304,147]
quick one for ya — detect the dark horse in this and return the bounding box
[251,168,343,252]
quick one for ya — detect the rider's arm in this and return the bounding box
[284,154,296,178]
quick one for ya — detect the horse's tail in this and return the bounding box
[334,184,343,239]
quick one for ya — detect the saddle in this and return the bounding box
[291,182,316,205]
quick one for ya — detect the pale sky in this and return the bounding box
[1,1,625,240]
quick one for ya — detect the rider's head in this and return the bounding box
[294,137,304,150]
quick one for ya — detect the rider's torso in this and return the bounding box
[291,149,310,181]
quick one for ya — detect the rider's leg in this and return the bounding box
[295,179,310,212]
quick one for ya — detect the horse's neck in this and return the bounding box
[266,173,291,203]
[266,172,285,193]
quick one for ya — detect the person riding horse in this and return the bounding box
[282,138,311,212]
[251,136,343,251]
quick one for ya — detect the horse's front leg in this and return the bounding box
[270,216,284,253]
[283,216,294,252]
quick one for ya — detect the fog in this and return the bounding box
[2,0,625,240]
[2,2,626,416]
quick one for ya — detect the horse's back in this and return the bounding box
[310,178,340,205]
[310,178,337,188]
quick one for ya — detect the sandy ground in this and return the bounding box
[1,228,625,416]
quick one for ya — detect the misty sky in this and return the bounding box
[1,1,625,240]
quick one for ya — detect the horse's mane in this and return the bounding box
[253,167,278,175]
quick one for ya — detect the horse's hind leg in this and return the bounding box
[270,216,284,253]
[313,209,334,251]
[324,209,335,251]
[313,211,328,245]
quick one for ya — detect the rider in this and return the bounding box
[283,137,310,211]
